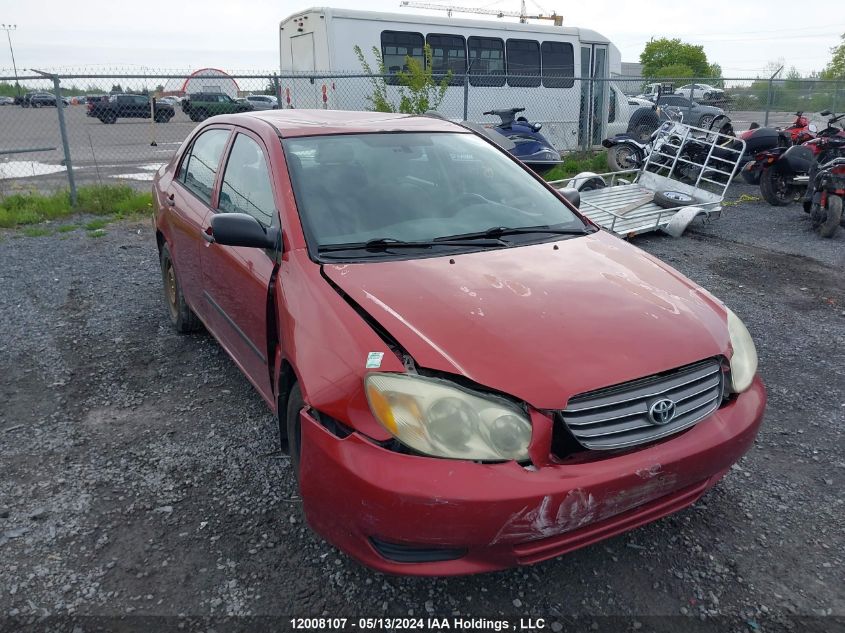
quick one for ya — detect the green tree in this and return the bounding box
[354,44,451,114]
[640,38,710,77]
[821,33,845,79]
[653,64,694,78]
[110,84,123,93]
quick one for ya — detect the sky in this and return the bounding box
[0,0,841,78]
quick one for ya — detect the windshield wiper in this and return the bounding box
[436,224,594,241]
[318,236,505,254]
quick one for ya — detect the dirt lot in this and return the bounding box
[0,184,843,633]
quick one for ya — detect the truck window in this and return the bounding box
[381,31,424,74]
[506,39,540,87]
[426,33,466,85]
[468,36,505,87]
[541,41,574,88]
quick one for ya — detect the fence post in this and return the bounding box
[36,71,76,205]
[463,73,469,121]
[764,65,783,128]
[272,73,281,108]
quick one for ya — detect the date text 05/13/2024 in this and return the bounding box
[290,617,548,630]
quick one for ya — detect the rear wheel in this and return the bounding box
[159,243,201,333]
[194,108,209,122]
[759,167,794,206]
[607,144,641,171]
[154,110,168,123]
[814,195,842,238]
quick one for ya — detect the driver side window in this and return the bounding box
[218,134,276,227]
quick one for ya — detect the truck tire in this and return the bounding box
[759,167,793,206]
[194,108,208,122]
[154,110,169,123]
[814,195,842,238]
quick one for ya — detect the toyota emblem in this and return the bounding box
[648,398,676,425]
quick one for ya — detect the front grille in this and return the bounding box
[560,359,724,450]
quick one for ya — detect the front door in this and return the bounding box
[167,127,232,314]
[578,44,609,148]
[199,130,279,404]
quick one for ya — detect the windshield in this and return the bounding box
[283,132,585,258]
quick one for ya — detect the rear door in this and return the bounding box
[199,130,279,404]
[166,127,232,315]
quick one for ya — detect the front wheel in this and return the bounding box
[698,114,715,129]
[607,143,641,171]
[814,195,842,238]
[759,168,794,206]
[285,383,304,484]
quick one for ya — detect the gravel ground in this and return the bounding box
[0,185,843,633]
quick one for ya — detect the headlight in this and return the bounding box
[726,308,758,393]
[365,373,531,461]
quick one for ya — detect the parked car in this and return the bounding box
[0,96,14,106]
[675,83,726,102]
[655,94,725,129]
[153,109,765,576]
[244,94,279,110]
[22,92,68,108]
[157,96,180,106]
[89,93,175,124]
[181,92,253,122]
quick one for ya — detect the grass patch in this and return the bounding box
[723,193,761,207]
[56,224,79,233]
[88,229,107,238]
[84,218,110,231]
[0,185,153,229]
[21,226,52,237]
[543,151,608,183]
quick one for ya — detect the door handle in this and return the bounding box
[166,193,175,207]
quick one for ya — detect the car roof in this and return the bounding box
[210,109,467,138]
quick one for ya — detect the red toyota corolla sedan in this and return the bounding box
[153,109,766,576]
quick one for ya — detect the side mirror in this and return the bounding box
[559,188,580,208]
[210,213,280,250]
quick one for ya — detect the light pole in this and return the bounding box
[1,24,20,98]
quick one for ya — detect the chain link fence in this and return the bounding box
[1,69,843,198]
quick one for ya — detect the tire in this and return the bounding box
[607,143,641,172]
[759,168,793,206]
[802,200,812,214]
[159,243,201,333]
[654,190,702,208]
[194,108,208,122]
[741,169,761,185]
[627,107,660,141]
[285,382,304,484]
[154,110,167,123]
[698,114,715,129]
[814,195,842,238]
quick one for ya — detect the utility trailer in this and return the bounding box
[549,122,746,237]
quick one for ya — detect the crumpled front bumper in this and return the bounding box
[298,376,766,576]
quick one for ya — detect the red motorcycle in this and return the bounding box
[754,110,845,206]
[802,156,845,237]
[738,112,817,185]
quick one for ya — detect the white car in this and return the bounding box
[675,84,725,101]
[244,95,278,111]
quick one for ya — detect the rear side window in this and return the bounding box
[541,41,574,88]
[468,36,505,87]
[506,39,540,87]
[218,134,276,227]
[381,31,424,74]
[179,129,230,204]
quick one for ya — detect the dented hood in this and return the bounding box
[322,231,730,409]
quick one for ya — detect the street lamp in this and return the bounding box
[1,24,20,98]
